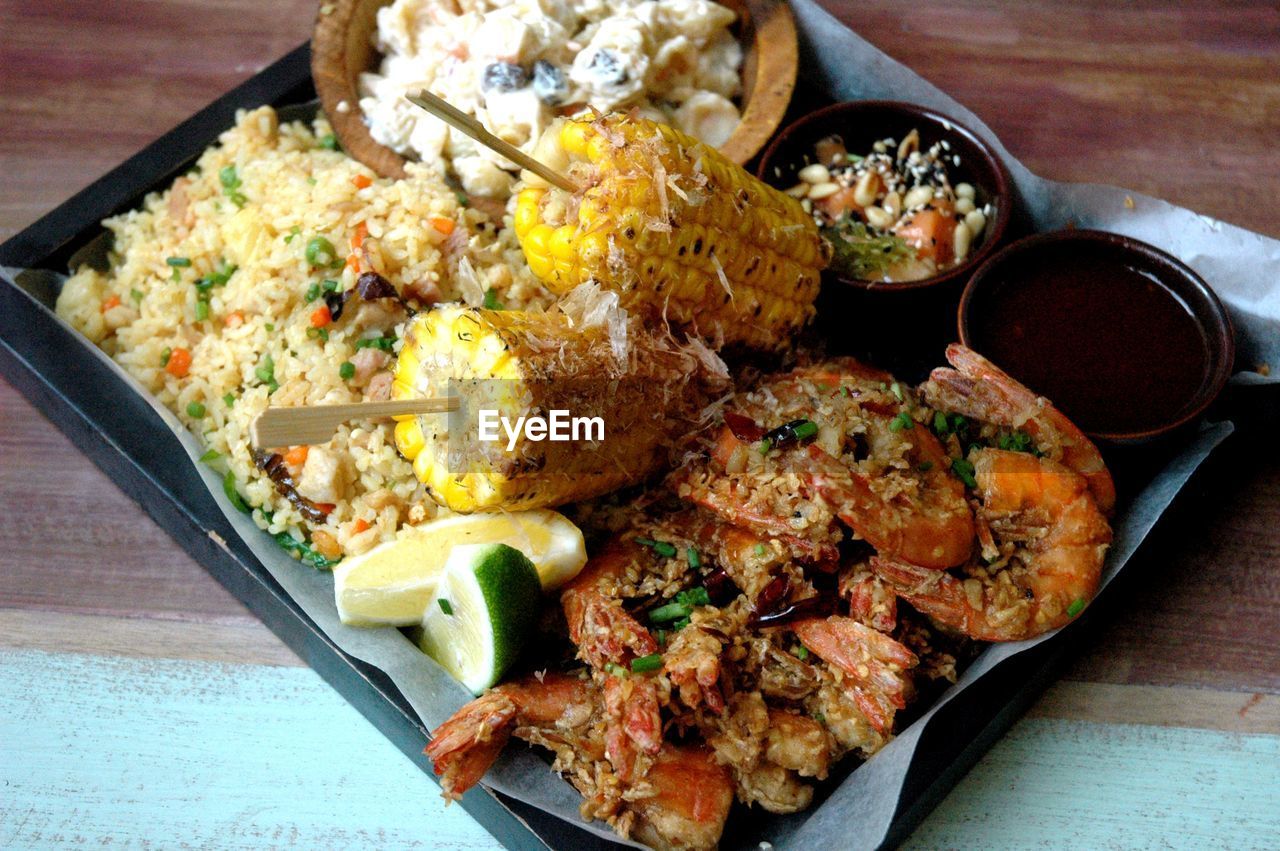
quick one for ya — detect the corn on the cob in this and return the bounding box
[514,114,829,351]
[392,304,720,512]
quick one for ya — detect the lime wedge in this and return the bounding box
[333,509,586,626]
[419,543,542,694]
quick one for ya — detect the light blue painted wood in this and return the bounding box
[3,648,1278,850]
[903,717,1280,851]
[0,649,501,849]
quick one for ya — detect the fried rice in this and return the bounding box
[55,106,550,561]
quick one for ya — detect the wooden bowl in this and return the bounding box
[311,0,798,179]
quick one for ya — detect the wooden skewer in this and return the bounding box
[406,90,578,193]
[251,397,458,449]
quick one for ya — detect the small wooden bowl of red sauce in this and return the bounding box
[959,229,1235,443]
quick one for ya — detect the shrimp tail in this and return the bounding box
[425,691,518,800]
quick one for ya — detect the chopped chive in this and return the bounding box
[890,382,904,402]
[166,256,192,268]
[630,653,663,674]
[672,617,691,631]
[199,448,221,463]
[676,587,710,608]
[223,470,249,513]
[754,543,767,556]
[482,289,505,310]
[1067,598,1086,618]
[998,430,1036,454]
[951,457,977,488]
[355,334,396,352]
[319,133,340,151]
[186,401,206,419]
[264,323,274,332]
[339,361,355,380]
[222,393,236,407]
[160,347,172,367]
[306,177,317,186]
[194,299,209,322]
[284,225,301,243]
[889,411,915,432]
[686,547,701,569]
[438,598,454,615]
[933,411,950,434]
[792,644,810,661]
[321,278,340,293]
[634,537,678,558]
[130,288,144,303]
[219,166,247,207]
[791,420,819,441]
[604,662,627,677]
[759,437,773,455]
[649,601,692,623]
[840,386,850,397]
[305,282,321,303]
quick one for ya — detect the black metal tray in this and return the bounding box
[0,39,1236,851]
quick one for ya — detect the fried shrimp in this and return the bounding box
[923,343,1116,514]
[426,671,597,800]
[791,615,919,734]
[426,671,733,850]
[872,448,1111,641]
[679,358,974,569]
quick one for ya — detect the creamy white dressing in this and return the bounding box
[358,0,743,198]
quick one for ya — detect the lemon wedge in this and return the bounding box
[333,509,586,626]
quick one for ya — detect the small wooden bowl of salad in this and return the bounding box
[758,101,1012,292]
[312,0,798,181]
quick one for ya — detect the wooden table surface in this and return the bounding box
[2,1,1279,848]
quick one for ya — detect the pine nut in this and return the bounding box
[953,220,972,262]
[883,190,902,218]
[798,163,831,184]
[955,182,976,200]
[865,205,893,229]
[786,183,810,198]
[808,181,841,200]
[853,171,880,207]
[897,129,919,161]
[903,185,934,210]
[954,196,975,215]
[965,209,987,238]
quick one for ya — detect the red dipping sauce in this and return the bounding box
[960,231,1234,441]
